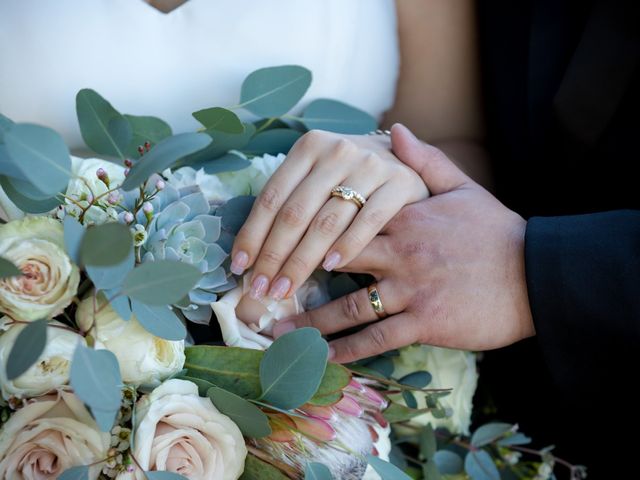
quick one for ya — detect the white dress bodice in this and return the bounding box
[0,0,399,150]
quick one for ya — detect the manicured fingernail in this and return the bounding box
[269,276,291,301]
[250,274,269,299]
[273,320,296,338]
[230,251,249,275]
[328,346,336,361]
[322,251,341,272]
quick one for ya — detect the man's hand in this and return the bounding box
[273,124,535,363]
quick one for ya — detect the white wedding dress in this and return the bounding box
[0,0,399,151]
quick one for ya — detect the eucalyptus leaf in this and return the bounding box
[497,432,532,446]
[0,176,62,213]
[80,222,132,267]
[383,403,432,423]
[402,390,417,409]
[365,356,394,378]
[253,118,291,131]
[63,216,84,265]
[131,301,186,341]
[0,113,13,133]
[0,144,27,180]
[57,465,89,480]
[259,328,328,410]
[398,371,432,389]
[121,133,212,191]
[122,261,202,305]
[304,462,333,480]
[0,257,21,278]
[181,124,255,166]
[91,407,118,432]
[470,423,513,448]
[6,320,47,380]
[419,424,437,461]
[434,450,464,475]
[193,107,244,133]
[302,99,377,134]
[215,195,256,235]
[76,89,130,159]
[307,391,342,406]
[208,386,271,438]
[239,65,312,117]
[146,472,189,480]
[2,123,71,196]
[243,128,302,156]
[189,152,251,175]
[240,454,290,480]
[70,344,122,415]
[174,375,215,396]
[464,450,500,480]
[124,114,172,157]
[184,345,263,399]
[310,363,351,403]
[422,461,442,480]
[106,291,132,321]
[365,455,412,480]
[86,247,135,291]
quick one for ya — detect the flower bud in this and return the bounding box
[124,158,133,168]
[155,179,166,191]
[96,167,110,187]
[107,192,121,205]
[123,212,134,224]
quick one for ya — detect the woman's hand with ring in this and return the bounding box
[229,129,429,301]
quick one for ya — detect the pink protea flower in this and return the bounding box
[252,378,391,480]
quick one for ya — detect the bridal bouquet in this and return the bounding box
[0,66,584,480]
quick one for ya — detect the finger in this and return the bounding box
[390,123,471,195]
[336,236,389,275]
[248,165,349,299]
[321,179,413,271]
[273,177,387,296]
[272,279,402,337]
[328,312,418,363]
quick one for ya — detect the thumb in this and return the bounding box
[390,123,470,195]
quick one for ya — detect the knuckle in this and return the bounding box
[279,202,306,227]
[333,137,356,157]
[287,253,310,272]
[360,208,385,229]
[313,211,340,236]
[338,341,360,363]
[259,249,284,266]
[258,187,281,213]
[343,229,366,249]
[363,152,381,169]
[367,325,388,350]
[341,292,362,325]
[300,129,326,147]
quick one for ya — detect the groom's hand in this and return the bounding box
[274,124,535,363]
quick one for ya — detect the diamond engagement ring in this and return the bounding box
[330,185,367,209]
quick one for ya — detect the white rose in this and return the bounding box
[217,153,286,197]
[76,293,185,387]
[0,320,84,399]
[214,272,304,349]
[0,389,110,479]
[125,379,246,480]
[66,156,126,225]
[0,217,80,321]
[392,345,478,435]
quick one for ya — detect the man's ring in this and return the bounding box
[367,284,386,318]
[331,185,366,209]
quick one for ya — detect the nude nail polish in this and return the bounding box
[322,251,341,272]
[230,250,249,275]
[269,276,291,300]
[250,274,268,299]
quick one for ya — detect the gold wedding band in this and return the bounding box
[367,284,387,319]
[331,185,367,209]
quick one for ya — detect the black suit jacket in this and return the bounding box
[477,0,640,475]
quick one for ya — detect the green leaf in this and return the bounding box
[90,407,118,432]
[121,133,212,191]
[239,65,312,117]
[259,328,328,410]
[207,386,271,438]
[184,345,263,399]
[433,450,464,475]
[86,247,135,291]
[58,465,89,480]
[307,391,342,406]
[402,390,417,409]
[0,176,62,213]
[80,222,133,267]
[422,461,442,480]
[193,107,244,134]
[240,454,290,480]
[123,114,172,157]
[383,403,432,423]
[174,375,215,396]
[215,196,256,235]
[365,356,394,378]
[419,424,437,461]
[253,118,291,131]
[464,450,500,480]
[76,89,131,159]
[2,123,71,196]
[399,371,432,389]
[131,301,186,341]
[304,462,333,480]
[470,423,513,448]
[194,152,251,175]
[0,113,13,133]
[497,432,532,446]
[365,455,412,480]
[70,344,122,415]
[63,216,84,265]
[0,257,21,278]
[6,320,47,380]
[309,363,351,404]
[122,260,202,305]
[243,128,302,156]
[181,124,255,166]
[302,99,377,134]
[146,473,189,480]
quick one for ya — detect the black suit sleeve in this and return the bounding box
[524,210,640,400]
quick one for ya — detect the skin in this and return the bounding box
[273,125,535,363]
[230,0,490,304]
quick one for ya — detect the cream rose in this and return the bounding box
[0,320,84,399]
[76,293,185,387]
[392,345,478,435]
[0,389,110,479]
[125,379,246,480]
[0,217,80,322]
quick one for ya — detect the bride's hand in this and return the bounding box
[229,129,429,300]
